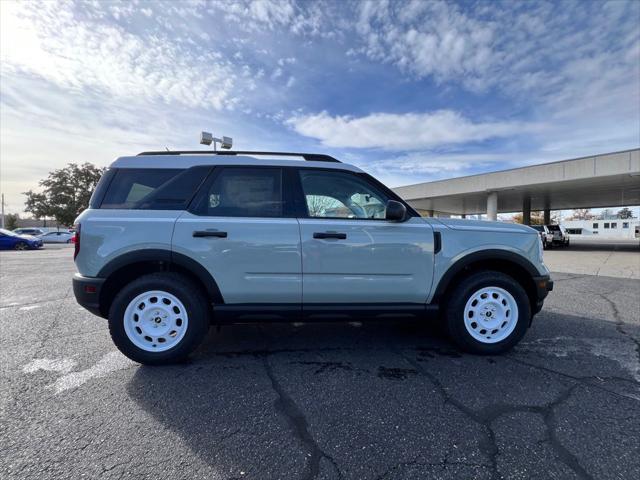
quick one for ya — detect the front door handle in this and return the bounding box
[193,230,227,238]
[313,232,347,240]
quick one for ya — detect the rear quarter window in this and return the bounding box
[99,167,210,210]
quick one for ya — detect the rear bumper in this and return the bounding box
[72,274,106,317]
[532,275,553,314]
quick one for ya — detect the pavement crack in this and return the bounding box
[262,354,342,480]
[396,350,501,479]
[539,385,594,480]
[596,290,640,376]
[550,274,590,283]
[506,356,640,402]
[373,455,491,480]
[35,286,72,355]
[398,347,595,480]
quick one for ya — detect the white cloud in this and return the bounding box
[0,1,247,111]
[354,0,494,89]
[351,0,640,107]
[277,57,296,66]
[287,110,532,150]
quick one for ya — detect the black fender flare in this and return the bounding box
[431,249,539,304]
[97,249,224,304]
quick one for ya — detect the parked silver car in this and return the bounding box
[73,150,553,364]
[39,231,74,243]
[13,227,45,236]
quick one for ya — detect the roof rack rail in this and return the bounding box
[136,150,341,163]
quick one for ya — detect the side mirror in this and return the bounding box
[385,200,407,222]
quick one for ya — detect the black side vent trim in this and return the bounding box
[434,231,442,254]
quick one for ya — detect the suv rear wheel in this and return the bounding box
[108,273,209,365]
[444,271,531,355]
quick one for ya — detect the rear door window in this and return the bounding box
[192,167,284,217]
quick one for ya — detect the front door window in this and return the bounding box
[298,170,389,219]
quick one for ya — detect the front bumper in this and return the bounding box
[532,275,553,314]
[73,274,106,317]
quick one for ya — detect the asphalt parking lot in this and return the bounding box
[1,245,639,480]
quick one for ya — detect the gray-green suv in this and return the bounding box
[73,150,553,364]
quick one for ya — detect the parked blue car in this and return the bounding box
[0,228,43,250]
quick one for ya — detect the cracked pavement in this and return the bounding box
[1,246,639,479]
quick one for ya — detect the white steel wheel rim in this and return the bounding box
[123,290,189,352]
[463,286,518,344]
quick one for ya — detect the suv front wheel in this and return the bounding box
[445,271,531,355]
[108,273,210,365]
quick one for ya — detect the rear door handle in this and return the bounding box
[313,232,347,240]
[193,230,227,238]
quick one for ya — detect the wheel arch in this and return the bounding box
[432,249,539,314]
[97,249,224,318]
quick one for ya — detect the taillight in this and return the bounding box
[73,224,81,259]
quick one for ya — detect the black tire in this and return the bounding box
[444,271,531,355]
[108,272,210,365]
[14,242,28,251]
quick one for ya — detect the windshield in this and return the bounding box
[547,225,561,232]
[0,228,18,237]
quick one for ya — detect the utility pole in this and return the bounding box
[1,193,5,229]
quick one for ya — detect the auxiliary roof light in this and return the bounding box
[200,131,233,150]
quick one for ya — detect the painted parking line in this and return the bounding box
[23,351,135,394]
[19,305,41,311]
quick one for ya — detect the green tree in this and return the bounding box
[617,207,634,219]
[24,163,105,226]
[5,213,19,230]
[23,191,51,225]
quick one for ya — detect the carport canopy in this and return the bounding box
[394,149,640,219]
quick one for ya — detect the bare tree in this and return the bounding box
[306,195,341,217]
[568,208,594,220]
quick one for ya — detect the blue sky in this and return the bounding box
[1,0,639,215]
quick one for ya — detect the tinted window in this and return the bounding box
[89,169,116,208]
[547,225,560,231]
[593,223,598,229]
[101,168,208,210]
[193,167,283,217]
[298,170,389,219]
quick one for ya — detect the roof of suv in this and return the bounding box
[111,151,364,173]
